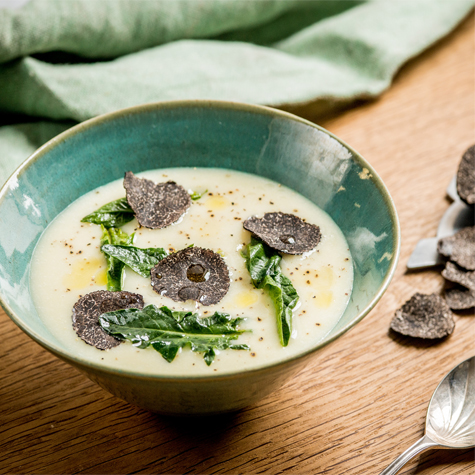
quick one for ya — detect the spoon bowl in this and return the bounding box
[426,355,475,448]
[380,355,475,474]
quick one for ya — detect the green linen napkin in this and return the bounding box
[0,0,473,185]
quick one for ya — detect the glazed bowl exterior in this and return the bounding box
[0,101,400,415]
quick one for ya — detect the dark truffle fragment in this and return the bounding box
[437,226,475,270]
[72,290,144,350]
[390,293,455,339]
[442,261,475,291]
[456,145,475,205]
[124,171,191,229]
[445,286,475,310]
[151,247,230,305]
[243,212,321,254]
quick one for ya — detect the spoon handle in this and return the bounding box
[378,435,439,475]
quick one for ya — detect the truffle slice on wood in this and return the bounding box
[390,293,455,339]
[445,286,475,310]
[243,212,321,254]
[151,247,230,305]
[442,261,475,291]
[437,226,475,270]
[457,145,475,205]
[72,290,144,350]
[124,171,191,229]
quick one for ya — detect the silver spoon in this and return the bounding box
[379,355,475,475]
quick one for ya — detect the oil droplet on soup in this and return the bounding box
[314,290,333,308]
[205,196,231,210]
[234,291,260,308]
[315,266,334,289]
[63,257,105,290]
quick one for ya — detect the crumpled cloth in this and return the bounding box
[0,0,473,185]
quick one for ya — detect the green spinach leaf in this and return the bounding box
[100,226,134,291]
[81,197,134,228]
[243,236,299,347]
[99,305,249,365]
[101,244,167,278]
[189,189,208,201]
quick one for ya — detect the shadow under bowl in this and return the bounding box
[0,100,400,415]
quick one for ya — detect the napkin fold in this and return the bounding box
[0,0,473,185]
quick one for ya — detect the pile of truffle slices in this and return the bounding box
[390,145,475,340]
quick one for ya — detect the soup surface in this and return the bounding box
[30,168,353,376]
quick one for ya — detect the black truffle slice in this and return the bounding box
[124,171,191,229]
[437,226,475,270]
[151,247,230,305]
[442,261,475,291]
[445,286,475,310]
[390,293,455,339]
[243,212,321,254]
[72,290,144,350]
[457,145,475,205]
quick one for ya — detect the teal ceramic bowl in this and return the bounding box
[0,101,400,415]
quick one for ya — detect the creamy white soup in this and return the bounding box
[30,168,353,376]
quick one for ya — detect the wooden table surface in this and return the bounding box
[1,13,474,475]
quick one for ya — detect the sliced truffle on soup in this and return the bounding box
[456,145,475,205]
[151,247,230,305]
[437,226,475,270]
[243,212,321,254]
[390,293,455,339]
[72,290,144,350]
[124,171,191,229]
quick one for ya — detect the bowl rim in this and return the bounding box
[0,99,401,382]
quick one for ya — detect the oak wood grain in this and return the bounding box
[1,12,474,475]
